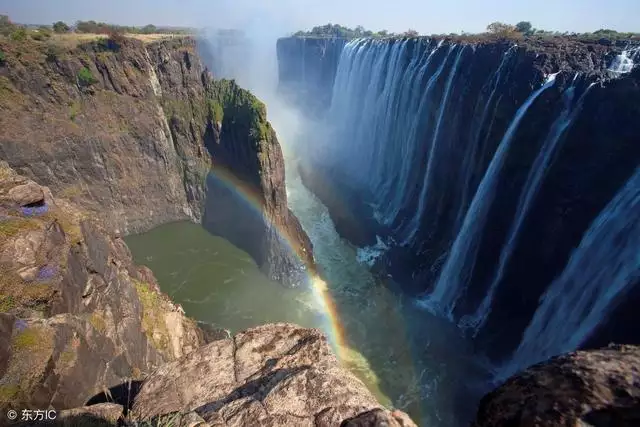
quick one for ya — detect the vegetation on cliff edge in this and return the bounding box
[291,21,640,42]
[206,79,271,142]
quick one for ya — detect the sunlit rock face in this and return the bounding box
[277,35,640,371]
[0,36,210,235]
[0,164,205,411]
[131,323,417,426]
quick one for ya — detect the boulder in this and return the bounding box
[132,324,415,426]
[474,344,640,427]
[7,182,45,207]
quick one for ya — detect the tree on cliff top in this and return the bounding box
[515,21,533,34]
[487,22,519,37]
[53,21,70,33]
[294,23,383,39]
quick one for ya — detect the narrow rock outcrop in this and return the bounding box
[474,345,640,427]
[202,80,314,286]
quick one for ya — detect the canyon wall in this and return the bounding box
[277,35,640,370]
[0,34,312,286]
[0,163,205,410]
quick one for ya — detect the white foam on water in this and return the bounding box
[356,235,389,267]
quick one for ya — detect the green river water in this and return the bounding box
[124,102,479,427]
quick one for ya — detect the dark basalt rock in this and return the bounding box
[473,345,640,427]
[298,161,380,247]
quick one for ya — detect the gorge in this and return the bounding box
[277,34,640,363]
[0,14,639,427]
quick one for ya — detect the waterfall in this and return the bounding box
[421,75,558,319]
[453,46,517,232]
[608,46,639,74]
[499,166,640,381]
[459,79,596,335]
[325,39,461,230]
[400,46,466,244]
[383,42,452,227]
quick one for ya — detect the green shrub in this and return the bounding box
[45,43,64,62]
[31,27,52,41]
[69,101,81,120]
[10,27,27,41]
[207,99,224,123]
[52,21,70,33]
[0,51,5,65]
[77,66,97,87]
[0,294,15,312]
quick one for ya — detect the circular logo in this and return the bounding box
[6,410,17,420]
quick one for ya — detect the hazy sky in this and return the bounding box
[1,0,638,35]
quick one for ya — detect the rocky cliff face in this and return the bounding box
[0,163,204,410]
[0,33,313,286]
[277,35,640,362]
[0,35,210,235]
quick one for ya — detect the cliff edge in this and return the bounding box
[0,33,312,286]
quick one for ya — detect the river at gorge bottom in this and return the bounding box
[126,147,489,427]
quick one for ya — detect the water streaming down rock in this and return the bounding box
[458,78,597,335]
[452,45,517,233]
[325,38,462,236]
[279,34,640,386]
[400,45,466,244]
[422,75,559,319]
[499,166,640,381]
[608,46,639,74]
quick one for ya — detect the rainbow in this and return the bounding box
[207,167,350,359]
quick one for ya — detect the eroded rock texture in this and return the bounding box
[474,345,640,427]
[0,164,205,411]
[132,324,416,427]
[0,36,210,235]
[0,33,313,286]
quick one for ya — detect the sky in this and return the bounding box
[0,0,638,35]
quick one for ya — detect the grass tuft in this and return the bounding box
[134,279,170,352]
[0,384,19,402]
[0,295,16,312]
[12,327,44,352]
[89,310,107,333]
[0,217,41,241]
